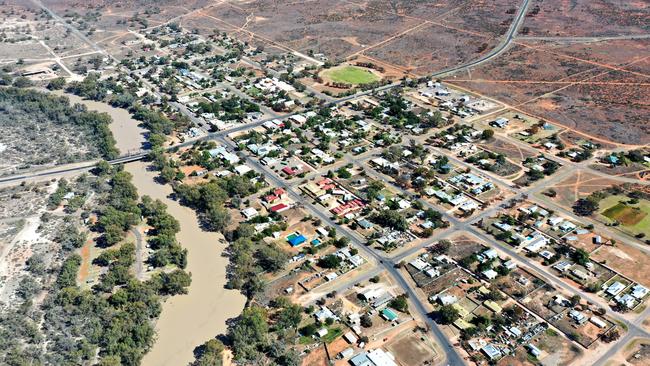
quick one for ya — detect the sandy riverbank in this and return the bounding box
[52,91,147,154]
[126,161,246,366]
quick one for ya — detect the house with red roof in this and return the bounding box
[270,203,290,213]
[331,199,365,217]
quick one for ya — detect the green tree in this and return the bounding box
[276,303,303,330]
[192,339,224,366]
[481,129,494,140]
[155,269,192,295]
[317,254,341,269]
[228,306,269,361]
[257,244,289,272]
[47,77,67,90]
[389,295,409,312]
[437,304,460,324]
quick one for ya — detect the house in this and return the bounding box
[331,199,365,217]
[482,269,498,280]
[287,233,307,247]
[503,260,517,270]
[409,258,430,271]
[357,218,374,230]
[425,267,440,278]
[261,155,278,166]
[558,221,577,232]
[543,142,558,150]
[282,166,299,176]
[553,295,570,307]
[359,288,385,301]
[606,281,626,296]
[481,344,502,361]
[493,222,513,232]
[607,155,620,165]
[381,308,398,322]
[314,306,337,322]
[316,328,328,338]
[631,284,649,299]
[348,254,364,268]
[325,272,339,281]
[527,344,542,358]
[509,326,522,338]
[569,310,587,325]
[316,227,329,237]
[344,332,358,344]
[240,207,258,220]
[209,146,240,165]
[437,294,458,305]
[264,194,280,204]
[540,250,554,259]
[590,316,607,329]
[290,114,307,124]
[234,164,252,176]
[269,203,290,213]
[483,248,498,260]
[572,268,590,281]
[553,261,572,272]
[616,294,636,309]
[548,216,564,226]
[524,235,548,253]
[365,349,398,366]
[493,117,509,128]
[372,293,394,309]
[350,352,373,366]
[459,200,479,212]
[397,199,411,210]
[339,348,354,359]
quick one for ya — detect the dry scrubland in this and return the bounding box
[0,89,117,176]
[19,0,645,144]
[520,0,650,37]
[451,38,650,145]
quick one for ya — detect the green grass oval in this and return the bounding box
[322,65,380,85]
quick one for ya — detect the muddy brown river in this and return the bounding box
[127,162,245,366]
[54,91,245,365]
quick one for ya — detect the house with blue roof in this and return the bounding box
[287,233,306,247]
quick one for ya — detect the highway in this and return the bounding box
[428,0,531,78]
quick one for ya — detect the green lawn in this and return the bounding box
[322,66,380,85]
[598,195,650,236]
[602,203,646,226]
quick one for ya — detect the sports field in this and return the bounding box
[321,65,380,85]
[599,195,650,237]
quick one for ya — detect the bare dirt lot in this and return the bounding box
[542,171,620,209]
[385,330,438,365]
[591,244,650,287]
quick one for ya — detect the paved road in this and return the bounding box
[593,304,650,366]
[214,135,467,365]
[428,0,531,78]
[517,34,650,42]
